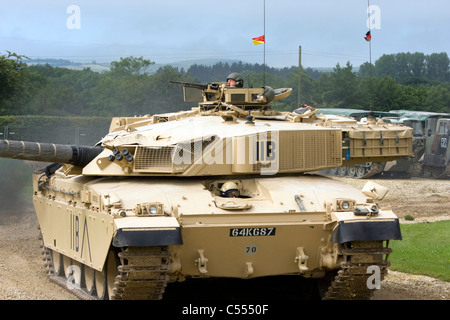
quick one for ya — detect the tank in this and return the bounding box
[317,108,421,179]
[0,81,414,300]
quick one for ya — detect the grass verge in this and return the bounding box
[388,220,450,282]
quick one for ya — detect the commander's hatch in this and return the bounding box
[184,85,268,105]
[223,87,265,104]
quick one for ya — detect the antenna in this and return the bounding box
[367,0,372,72]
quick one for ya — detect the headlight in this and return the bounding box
[334,199,356,211]
[149,206,158,214]
[135,202,164,216]
[341,201,350,210]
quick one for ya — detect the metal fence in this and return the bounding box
[1,122,110,146]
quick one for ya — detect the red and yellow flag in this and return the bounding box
[252,35,265,45]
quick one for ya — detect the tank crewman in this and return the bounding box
[226,72,244,88]
[220,181,240,198]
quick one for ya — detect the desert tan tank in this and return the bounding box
[0,80,413,300]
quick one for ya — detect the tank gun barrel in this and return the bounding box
[0,140,103,167]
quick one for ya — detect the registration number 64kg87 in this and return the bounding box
[229,227,276,237]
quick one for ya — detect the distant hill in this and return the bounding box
[28,58,111,73]
[28,58,79,67]
[146,58,245,74]
[27,57,244,74]
[27,57,331,74]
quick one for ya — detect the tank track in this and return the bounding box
[440,165,450,178]
[333,163,383,179]
[40,235,98,300]
[323,241,391,300]
[357,162,383,179]
[111,247,171,300]
[422,164,450,179]
[40,231,171,300]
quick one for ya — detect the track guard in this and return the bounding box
[331,219,402,243]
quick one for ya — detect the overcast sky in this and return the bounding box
[1,0,449,68]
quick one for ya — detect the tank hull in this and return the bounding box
[33,168,400,299]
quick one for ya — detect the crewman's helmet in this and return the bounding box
[220,181,240,198]
[226,72,244,88]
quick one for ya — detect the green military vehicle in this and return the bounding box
[392,110,450,178]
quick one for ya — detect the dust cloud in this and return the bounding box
[0,159,36,221]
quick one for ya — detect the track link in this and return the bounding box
[111,247,171,300]
[323,241,391,300]
[358,162,383,179]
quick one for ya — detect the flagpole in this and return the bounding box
[367,0,373,114]
[263,0,266,86]
[368,0,372,72]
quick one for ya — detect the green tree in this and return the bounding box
[0,51,32,115]
[110,56,154,76]
[398,85,428,110]
[315,72,334,107]
[25,65,102,116]
[426,52,449,82]
[374,54,397,79]
[424,83,450,113]
[358,61,374,78]
[148,66,198,114]
[409,52,426,79]
[284,68,317,109]
[326,62,359,108]
[370,76,403,111]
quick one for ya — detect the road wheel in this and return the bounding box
[355,166,367,178]
[106,250,119,299]
[422,166,431,177]
[50,250,63,276]
[63,255,72,278]
[95,268,107,299]
[337,167,347,176]
[84,266,96,295]
[347,166,356,177]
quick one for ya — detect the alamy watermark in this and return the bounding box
[367,5,381,30]
[171,130,280,175]
[366,265,382,290]
[66,5,81,30]
[66,264,82,290]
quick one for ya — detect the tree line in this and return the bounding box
[0,51,448,117]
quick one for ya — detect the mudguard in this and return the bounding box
[113,217,183,247]
[331,219,402,243]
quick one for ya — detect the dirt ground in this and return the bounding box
[0,177,448,300]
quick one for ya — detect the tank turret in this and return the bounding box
[84,95,413,177]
